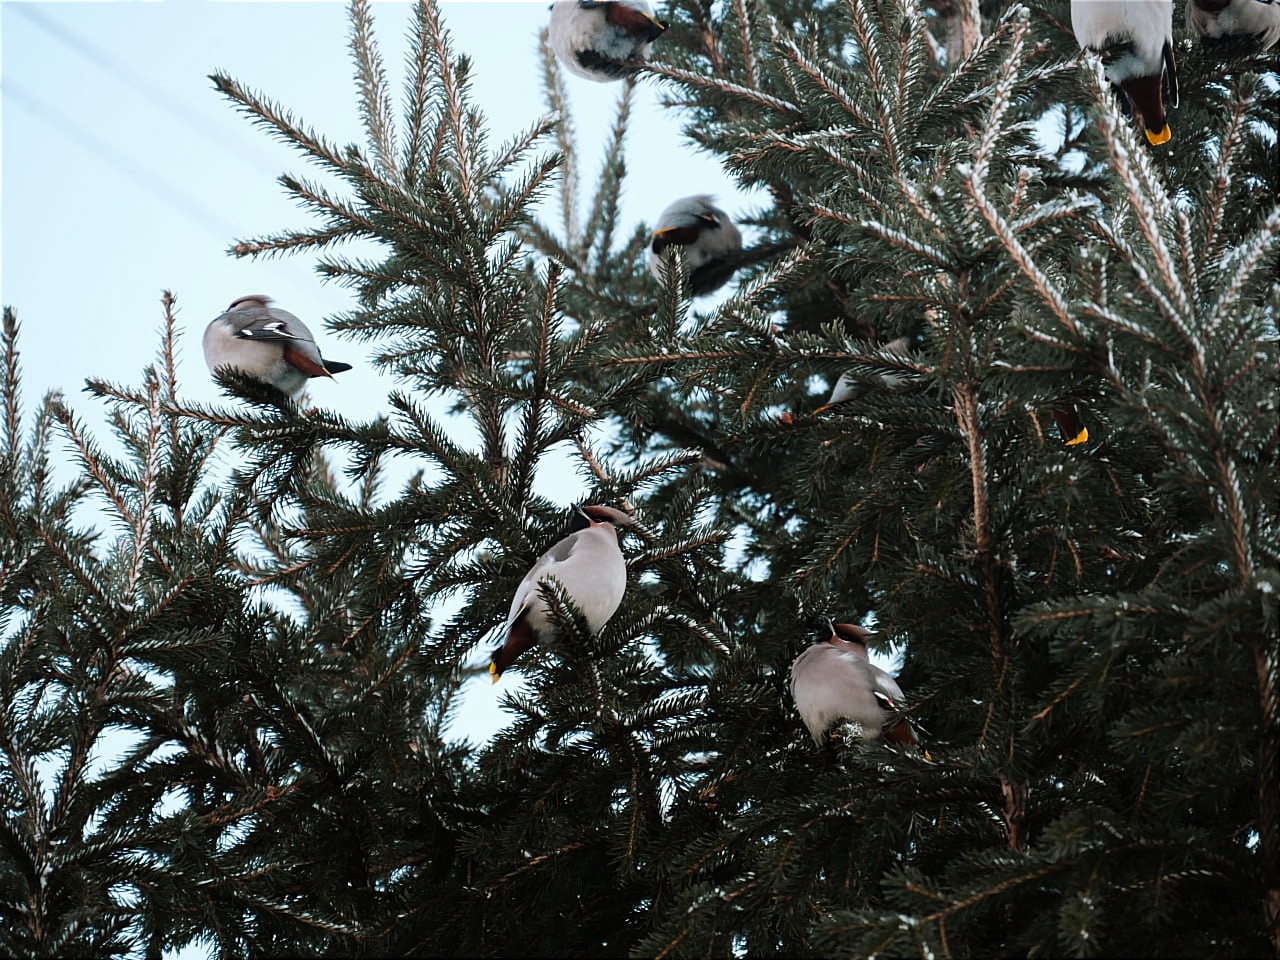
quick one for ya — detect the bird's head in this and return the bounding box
[226,294,274,312]
[826,620,870,649]
[650,196,725,249]
[571,503,641,533]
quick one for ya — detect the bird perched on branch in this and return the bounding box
[548,1,668,83]
[490,505,637,681]
[1071,0,1179,145]
[813,336,915,413]
[647,195,743,297]
[1185,0,1280,49]
[789,622,923,750]
[203,295,351,399]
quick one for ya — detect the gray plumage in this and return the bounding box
[789,623,915,747]
[647,195,743,296]
[490,505,635,680]
[1186,0,1280,49]
[203,294,351,397]
[548,1,668,83]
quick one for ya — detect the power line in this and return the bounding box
[3,77,245,242]
[9,2,289,179]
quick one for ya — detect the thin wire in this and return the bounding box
[9,3,288,178]
[3,78,246,241]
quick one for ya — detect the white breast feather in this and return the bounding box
[1072,0,1173,80]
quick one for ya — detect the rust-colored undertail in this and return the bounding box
[283,346,336,379]
[490,615,538,683]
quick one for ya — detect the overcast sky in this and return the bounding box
[2,0,744,748]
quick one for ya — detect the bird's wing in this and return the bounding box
[506,530,582,624]
[232,313,315,345]
[791,643,885,742]
[869,664,906,706]
[226,308,335,377]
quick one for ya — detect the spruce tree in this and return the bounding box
[1,0,1277,957]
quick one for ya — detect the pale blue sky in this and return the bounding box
[2,0,742,746]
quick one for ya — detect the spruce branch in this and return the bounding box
[419,0,474,199]
[0,309,21,472]
[1198,83,1254,264]
[1089,61,1193,321]
[643,61,803,118]
[399,0,437,189]
[538,27,580,251]
[508,260,565,504]
[730,0,757,86]
[1208,207,1280,332]
[774,37,875,130]
[584,81,633,270]
[209,72,353,174]
[348,0,399,182]
[966,5,1025,187]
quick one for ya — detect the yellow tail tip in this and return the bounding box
[1065,427,1089,447]
[489,662,500,684]
[1145,125,1171,146]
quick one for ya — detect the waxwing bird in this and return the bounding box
[548,1,669,83]
[1052,402,1089,446]
[789,622,921,749]
[490,505,636,681]
[814,371,861,413]
[1186,0,1280,49]
[1071,0,1179,145]
[813,336,914,413]
[203,295,352,398]
[647,195,743,297]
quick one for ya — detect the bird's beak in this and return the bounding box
[812,402,835,414]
